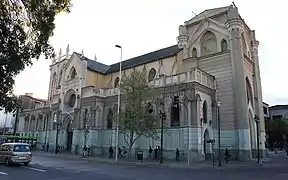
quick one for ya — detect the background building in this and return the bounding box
[269,105,288,120]
[15,5,265,160]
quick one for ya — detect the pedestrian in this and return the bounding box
[154,146,158,160]
[148,146,153,159]
[224,148,231,164]
[109,146,114,159]
[46,143,49,152]
[123,146,128,158]
[176,148,180,161]
[42,144,45,151]
[118,147,123,158]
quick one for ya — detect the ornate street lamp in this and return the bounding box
[254,115,260,164]
[54,99,61,154]
[217,101,221,167]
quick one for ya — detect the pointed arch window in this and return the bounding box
[245,77,253,107]
[221,39,228,52]
[148,68,156,82]
[202,100,208,124]
[58,70,63,87]
[70,68,77,79]
[114,77,120,88]
[107,108,113,129]
[171,96,180,127]
[192,48,198,57]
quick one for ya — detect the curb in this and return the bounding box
[59,155,265,170]
[34,152,273,170]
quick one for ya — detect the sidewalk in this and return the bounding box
[33,151,276,170]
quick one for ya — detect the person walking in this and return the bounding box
[176,148,180,161]
[109,146,114,159]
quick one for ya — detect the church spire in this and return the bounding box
[66,44,69,57]
[94,54,97,61]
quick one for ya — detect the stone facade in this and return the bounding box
[16,5,266,161]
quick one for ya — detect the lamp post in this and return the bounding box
[254,115,260,164]
[83,108,89,148]
[115,44,122,162]
[217,101,221,167]
[159,110,166,164]
[54,99,61,154]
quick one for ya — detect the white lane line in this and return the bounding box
[23,167,47,172]
[0,171,8,176]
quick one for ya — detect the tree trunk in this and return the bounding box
[128,131,134,158]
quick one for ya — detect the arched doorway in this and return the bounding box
[66,119,73,151]
[203,129,210,159]
[248,110,256,157]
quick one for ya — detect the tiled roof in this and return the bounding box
[76,45,181,74]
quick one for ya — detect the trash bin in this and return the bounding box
[137,150,143,161]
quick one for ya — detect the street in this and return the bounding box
[1,152,288,180]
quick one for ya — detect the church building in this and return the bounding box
[16,5,265,161]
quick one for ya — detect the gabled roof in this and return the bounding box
[185,6,231,25]
[76,45,181,75]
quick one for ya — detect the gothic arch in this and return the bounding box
[192,47,198,57]
[241,33,248,55]
[220,39,228,51]
[148,68,156,82]
[68,66,77,80]
[200,31,217,56]
[204,129,210,154]
[170,96,180,127]
[248,109,256,157]
[245,77,253,107]
[114,77,120,88]
[58,70,63,87]
[202,100,208,124]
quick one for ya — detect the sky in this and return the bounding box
[12,0,288,106]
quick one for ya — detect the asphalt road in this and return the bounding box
[1,153,288,180]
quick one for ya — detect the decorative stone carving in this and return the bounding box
[179,25,187,36]
[58,48,62,61]
[66,44,69,57]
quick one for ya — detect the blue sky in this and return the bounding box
[13,0,287,106]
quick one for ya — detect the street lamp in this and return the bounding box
[217,101,221,167]
[83,108,89,149]
[159,110,166,164]
[115,44,122,162]
[54,99,61,154]
[254,115,260,164]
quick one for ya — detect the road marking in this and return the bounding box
[0,172,8,176]
[23,167,47,172]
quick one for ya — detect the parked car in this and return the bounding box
[0,143,32,166]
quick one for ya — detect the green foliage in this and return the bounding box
[0,0,71,112]
[265,118,288,146]
[118,69,159,150]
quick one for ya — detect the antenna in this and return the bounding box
[232,1,237,7]
[192,11,197,16]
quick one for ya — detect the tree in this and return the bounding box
[0,0,72,113]
[118,69,159,155]
[265,118,288,149]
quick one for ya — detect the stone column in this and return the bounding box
[251,31,265,151]
[27,113,32,132]
[226,6,250,160]
[177,25,189,59]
